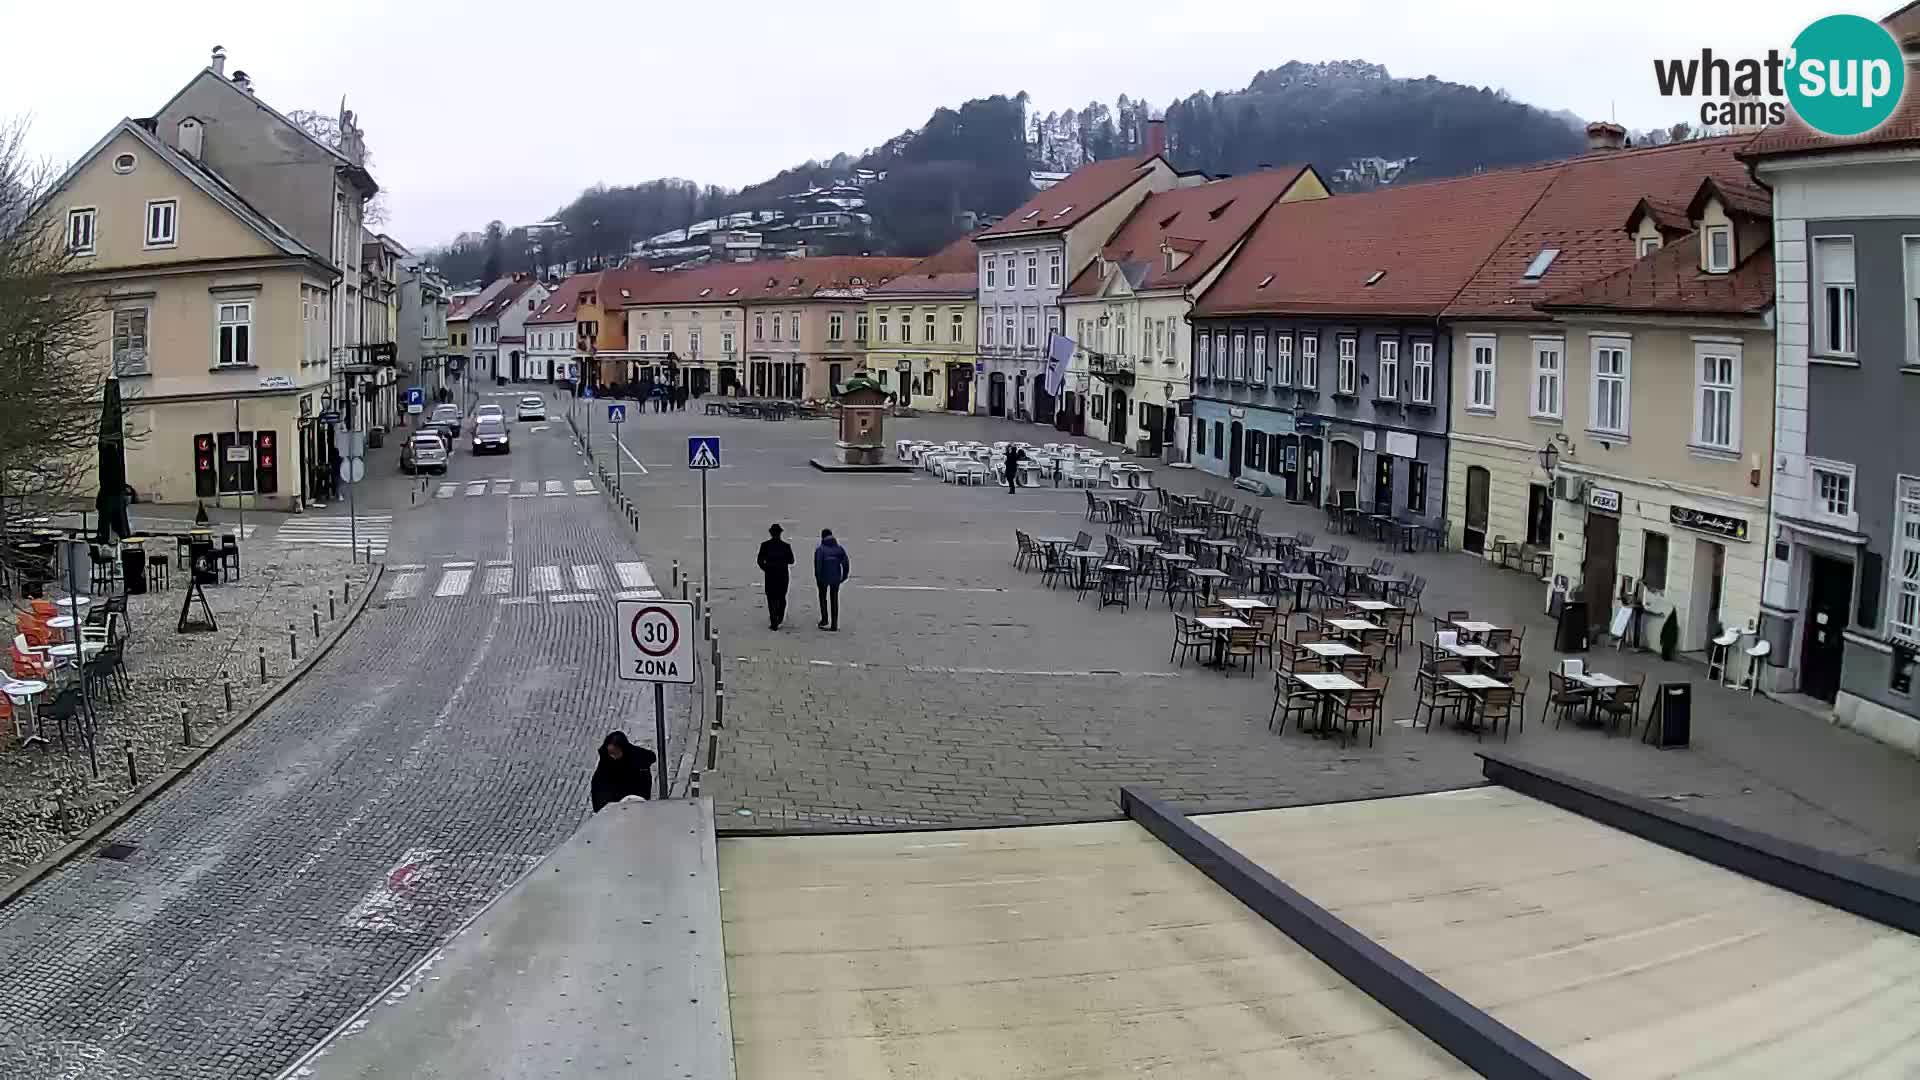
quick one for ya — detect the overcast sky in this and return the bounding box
[3,0,1823,251]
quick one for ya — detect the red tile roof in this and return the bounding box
[976,154,1162,240]
[1193,167,1559,318]
[1742,57,1920,159]
[1540,234,1774,317]
[1442,134,1762,319]
[1063,166,1316,299]
[870,234,979,296]
[471,275,540,320]
[526,272,602,325]
[611,256,918,307]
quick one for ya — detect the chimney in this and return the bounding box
[210,46,226,77]
[1585,121,1627,152]
[231,70,252,94]
[1146,118,1167,158]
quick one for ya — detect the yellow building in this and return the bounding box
[864,234,979,411]
[44,119,337,510]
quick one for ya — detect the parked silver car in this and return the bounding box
[402,432,449,474]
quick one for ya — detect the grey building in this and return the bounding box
[399,261,451,402]
[1749,65,1920,755]
[1187,167,1560,527]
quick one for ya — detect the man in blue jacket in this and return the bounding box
[814,528,851,631]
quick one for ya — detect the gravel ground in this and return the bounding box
[0,543,374,885]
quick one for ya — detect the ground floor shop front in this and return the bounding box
[976,355,1057,425]
[865,353,977,412]
[1083,376,1183,460]
[117,386,332,512]
[1187,400,1444,525]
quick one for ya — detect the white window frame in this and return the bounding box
[753,314,764,341]
[1410,340,1433,403]
[1705,224,1733,273]
[1300,335,1319,389]
[1231,331,1246,382]
[950,311,963,343]
[1637,234,1661,257]
[984,258,996,290]
[1025,252,1038,286]
[1048,251,1062,286]
[215,300,253,367]
[789,315,799,340]
[1251,333,1267,383]
[1336,335,1357,395]
[898,310,913,344]
[982,313,995,347]
[1214,332,1230,380]
[1003,312,1015,347]
[144,199,178,249]
[1467,334,1497,411]
[876,313,889,343]
[1530,336,1563,420]
[67,207,96,254]
[925,311,936,343]
[1894,476,1920,645]
[1002,256,1015,286]
[722,329,735,354]
[855,312,868,342]
[689,329,701,357]
[1808,457,1858,531]
[1813,235,1857,358]
[1376,338,1399,400]
[112,305,150,376]
[1693,341,1741,452]
[1197,332,1211,379]
[1045,309,1060,347]
[1024,311,1038,348]
[663,330,673,354]
[636,333,648,352]
[1274,334,1294,385]
[1590,336,1632,436]
[828,313,843,340]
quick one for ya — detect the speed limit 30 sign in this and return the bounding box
[616,599,696,684]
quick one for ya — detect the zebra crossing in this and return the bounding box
[272,514,391,557]
[381,560,664,607]
[432,478,598,500]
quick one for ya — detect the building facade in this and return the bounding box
[865,235,980,411]
[616,263,753,396]
[973,129,1181,422]
[398,260,450,399]
[467,275,548,383]
[1748,56,1920,752]
[738,257,914,399]
[47,119,336,511]
[1531,182,1776,655]
[1060,165,1327,458]
[525,272,596,384]
[1189,168,1559,520]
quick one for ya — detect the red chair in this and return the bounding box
[16,613,50,648]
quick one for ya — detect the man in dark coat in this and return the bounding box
[1003,444,1027,494]
[756,523,795,629]
[813,528,851,631]
[590,731,657,811]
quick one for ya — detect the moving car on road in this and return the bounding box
[429,403,463,438]
[402,431,449,474]
[471,417,510,455]
[516,396,547,421]
[475,403,506,426]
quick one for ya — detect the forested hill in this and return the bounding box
[427,61,1587,281]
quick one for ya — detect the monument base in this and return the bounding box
[809,456,914,474]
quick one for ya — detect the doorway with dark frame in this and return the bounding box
[1374,454,1394,513]
[1801,553,1854,703]
[1228,421,1244,479]
[1526,484,1553,547]
[1464,465,1490,554]
[1581,509,1620,635]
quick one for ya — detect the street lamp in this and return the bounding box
[1537,441,1559,473]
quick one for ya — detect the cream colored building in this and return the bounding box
[1449,179,1774,652]
[617,263,752,396]
[46,119,337,510]
[865,235,979,411]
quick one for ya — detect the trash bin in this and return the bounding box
[368,426,385,450]
[1546,578,1568,619]
[1555,599,1590,653]
[122,547,148,595]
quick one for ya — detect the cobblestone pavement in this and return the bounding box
[0,542,371,884]
[0,387,697,1080]
[611,409,1920,869]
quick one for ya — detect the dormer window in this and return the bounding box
[698,287,711,297]
[1056,205,1073,216]
[1364,270,1386,287]
[1637,235,1661,257]
[1705,225,1733,273]
[1258,274,1274,289]
[1521,248,1561,280]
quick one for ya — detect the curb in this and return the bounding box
[0,562,387,909]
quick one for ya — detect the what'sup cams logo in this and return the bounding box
[1654,13,1907,136]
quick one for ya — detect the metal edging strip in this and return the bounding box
[1478,752,1920,937]
[1118,784,1587,1080]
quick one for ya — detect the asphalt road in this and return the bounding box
[0,387,696,1080]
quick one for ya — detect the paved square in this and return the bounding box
[611,410,1920,868]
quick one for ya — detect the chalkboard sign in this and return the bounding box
[1644,682,1691,748]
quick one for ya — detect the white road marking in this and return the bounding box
[465,481,487,497]
[518,481,538,495]
[614,562,654,590]
[529,565,562,592]
[434,569,472,597]
[614,437,649,475]
[482,568,513,595]
[615,589,664,600]
[498,596,540,606]
[442,560,476,568]
[572,478,597,495]
[387,564,426,572]
[491,479,513,495]
[384,572,423,600]
[547,592,598,604]
[571,564,606,590]
[543,480,565,497]
[435,484,457,499]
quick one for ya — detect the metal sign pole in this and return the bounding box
[233,398,244,543]
[613,412,623,492]
[654,682,668,798]
[700,468,710,593]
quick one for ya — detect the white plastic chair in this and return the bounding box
[1559,657,1584,677]
[1436,630,1458,651]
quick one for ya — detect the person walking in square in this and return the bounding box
[756,523,795,630]
[814,528,850,631]
[1003,444,1027,494]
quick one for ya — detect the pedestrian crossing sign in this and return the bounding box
[607,403,626,423]
[687,436,721,469]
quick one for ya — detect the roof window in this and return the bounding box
[1023,209,1040,221]
[620,289,630,298]
[1159,213,1179,229]
[1207,200,1234,221]
[1258,274,1275,289]
[1056,204,1073,215]
[1364,270,1386,287]
[698,287,712,297]
[727,287,740,296]
[1521,248,1560,280]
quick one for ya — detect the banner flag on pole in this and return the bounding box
[1044,332,1074,398]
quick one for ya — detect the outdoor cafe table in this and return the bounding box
[3,678,48,745]
[45,615,77,639]
[1453,620,1503,639]
[1189,567,1228,603]
[1196,538,1237,565]
[1293,671,1364,737]
[1280,571,1321,613]
[1568,670,1628,724]
[1170,527,1207,554]
[1443,673,1510,733]
[1327,617,1382,636]
[1064,549,1103,591]
[46,641,105,665]
[53,596,91,612]
[1332,561,1373,594]
[1303,640,1361,667]
[1195,615,1249,668]
[1348,599,1398,613]
[1362,572,1401,598]
[1246,556,1284,595]
[1220,597,1270,614]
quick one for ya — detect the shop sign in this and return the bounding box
[1383,431,1418,459]
[1670,505,1750,541]
[1588,486,1622,513]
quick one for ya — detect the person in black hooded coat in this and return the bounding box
[590,730,657,811]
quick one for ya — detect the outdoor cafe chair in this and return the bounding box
[1598,673,1646,737]
[1013,531,1038,571]
[1270,653,1320,735]
[1337,653,1373,681]
[1546,671,1594,728]
[1335,684,1386,747]
[1169,614,1210,668]
[1475,686,1518,743]
[1411,665,1465,732]
[1222,627,1262,676]
[1084,490,1107,522]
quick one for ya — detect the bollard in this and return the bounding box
[710,637,720,677]
[343,579,352,602]
[410,489,416,506]
[707,709,722,768]
[672,561,680,589]
[681,578,689,601]
[289,624,299,662]
[329,595,337,621]
[222,673,232,715]
[181,705,193,747]
[312,604,321,638]
[258,646,267,684]
[714,686,725,733]
[126,748,139,788]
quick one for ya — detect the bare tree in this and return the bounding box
[287,108,387,226]
[0,118,106,580]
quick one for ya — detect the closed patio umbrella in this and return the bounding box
[94,377,131,545]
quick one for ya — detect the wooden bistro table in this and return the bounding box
[1568,670,1628,725]
[1303,641,1362,667]
[1443,673,1510,734]
[1452,620,1503,642]
[1348,599,1397,614]
[1195,615,1250,669]
[1294,671,1364,739]
[1280,571,1322,613]
[1442,639,1501,673]
[1188,567,1229,604]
